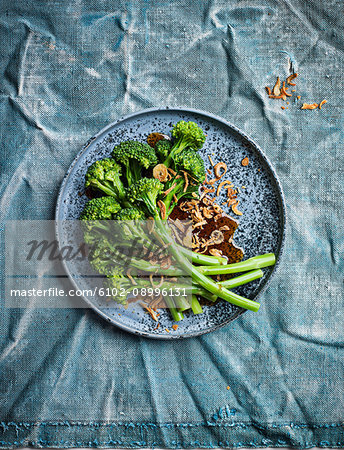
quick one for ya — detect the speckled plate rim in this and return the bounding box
[55,107,286,339]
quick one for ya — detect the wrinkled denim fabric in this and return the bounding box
[0,0,343,448]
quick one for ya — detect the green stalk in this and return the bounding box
[174,294,191,311]
[154,219,260,312]
[198,254,276,276]
[162,177,184,214]
[191,269,260,312]
[191,286,218,302]
[191,294,203,314]
[164,296,184,322]
[220,269,263,288]
[128,257,184,276]
[185,248,227,266]
[92,180,118,198]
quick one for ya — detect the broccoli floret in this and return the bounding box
[85,158,126,200]
[112,141,158,186]
[126,177,163,217]
[155,139,172,161]
[114,207,145,221]
[171,121,206,150]
[164,120,206,166]
[80,197,120,245]
[80,197,121,221]
[174,148,205,183]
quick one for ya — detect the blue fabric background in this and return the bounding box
[0,0,343,447]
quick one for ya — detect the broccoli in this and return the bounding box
[77,122,277,320]
[174,148,205,183]
[114,207,147,246]
[112,141,158,186]
[164,120,206,166]
[114,207,145,221]
[88,238,124,277]
[153,121,206,217]
[155,139,172,161]
[85,158,126,200]
[80,197,121,221]
[160,149,205,218]
[126,177,163,218]
[80,197,121,242]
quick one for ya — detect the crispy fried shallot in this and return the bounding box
[153,164,168,182]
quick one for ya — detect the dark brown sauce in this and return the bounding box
[170,198,244,305]
[169,199,243,265]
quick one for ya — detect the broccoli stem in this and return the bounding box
[174,295,191,311]
[164,296,184,322]
[122,256,185,277]
[220,269,263,288]
[153,219,260,312]
[186,248,227,265]
[190,270,263,305]
[191,287,218,302]
[191,269,260,312]
[191,294,203,314]
[163,136,192,167]
[91,180,119,198]
[198,254,276,276]
[162,177,184,215]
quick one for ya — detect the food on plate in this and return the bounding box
[79,120,276,322]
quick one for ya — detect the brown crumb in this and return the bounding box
[149,274,164,288]
[291,89,296,92]
[281,81,292,98]
[286,73,298,86]
[209,248,224,259]
[286,101,289,105]
[226,386,230,390]
[208,155,215,166]
[157,200,166,219]
[297,95,301,100]
[301,103,318,110]
[319,99,327,109]
[272,76,281,96]
[265,86,272,95]
[241,157,249,167]
[165,328,170,333]
[216,180,232,197]
[231,201,243,216]
[281,106,285,110]
[167,167,177,176]
[182,171,189,193]
[172,324,178,331]
[269,94,284,99]
[163,182,177,196]
[213,162,227,179]
[140,302,159,322]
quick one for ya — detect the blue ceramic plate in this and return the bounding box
[56,108,286,339]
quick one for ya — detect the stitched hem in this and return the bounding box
[0,421,343,449]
